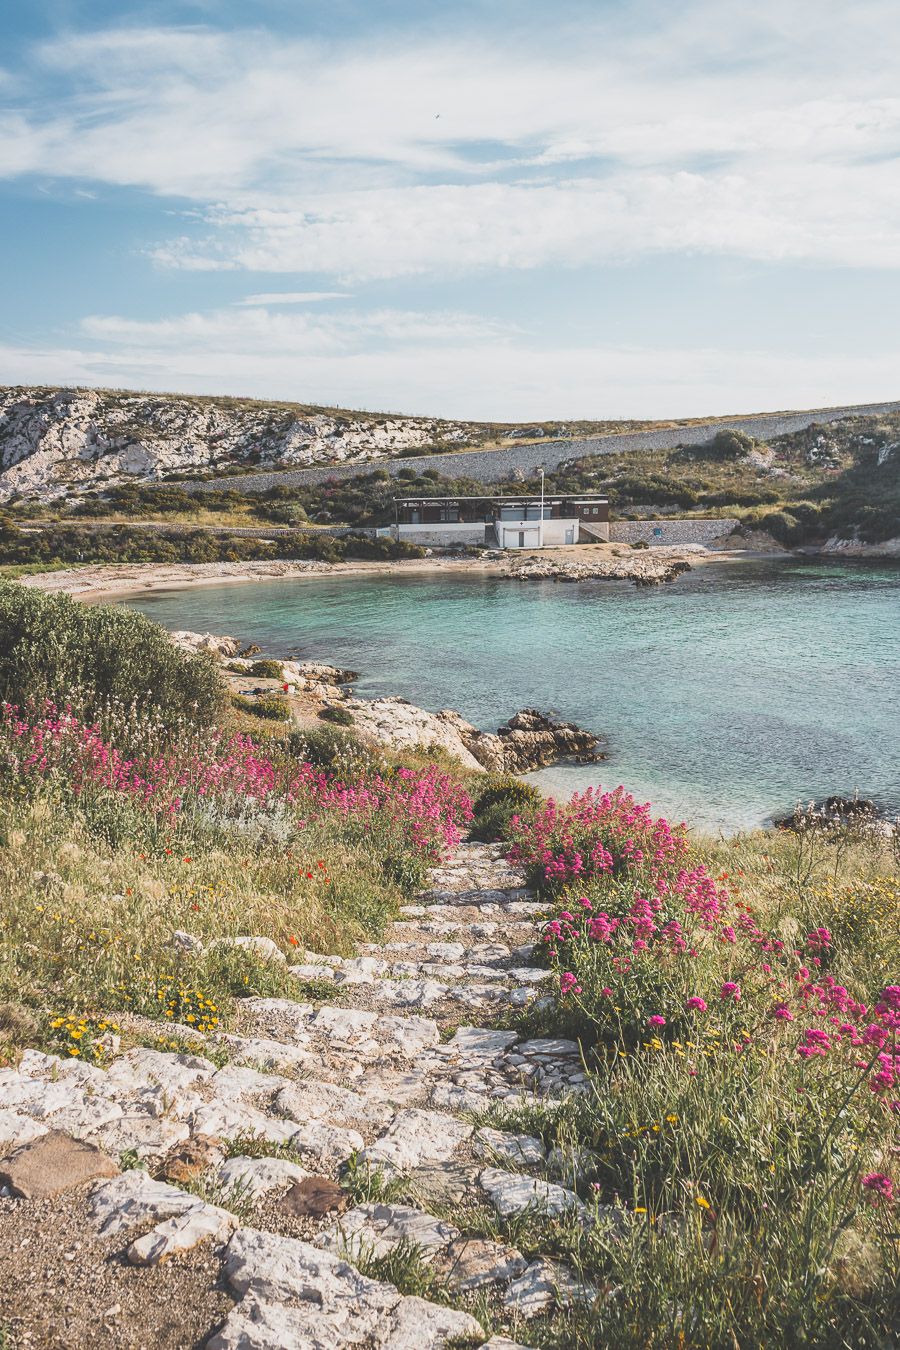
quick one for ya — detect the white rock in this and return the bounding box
[90,1170,206,1237]
[310,1006,377,1042]
[424,942,466,961]
[376,1014,440,1057]
[0,1109,48,1150]
[438,1237,528,1292]
[503,1258,597,1317]
[479,1168,586,1219]
[371,980,449,1009]
[210,1065,292,1103]
[289,1120,365,1166]
[474,1128,546,1166]
[319,1202,459,1261]
[127,1202,236,1266]
[219,1228,401,1332]
[93,1113,190,1159]
[332,957,390,984]
[276,1080,393,1130]
[429,1083,487,1113]
[288,964,336,982]
[445,1027,518,1056]
[380,1295,484,1348]
[361,1109,472,1175]
[218,1035,314,1074]
[190,1102,298,1147]
[105,1048,217,1094]
[217,1156,308,1199]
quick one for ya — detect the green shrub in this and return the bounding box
[319,704,354,727]
[231,694,291,721]
[470,774,542,842]
[0,582,225,725]
[248,659,284,680]
[285,725,358,766]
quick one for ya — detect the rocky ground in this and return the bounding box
[0,842,595,1349]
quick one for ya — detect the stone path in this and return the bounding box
[0,843,594,1349]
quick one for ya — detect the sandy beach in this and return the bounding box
[17,543,742,600]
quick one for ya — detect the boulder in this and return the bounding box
[0,1130,119,1199]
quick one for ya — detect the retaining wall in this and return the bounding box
[609,518,740,546]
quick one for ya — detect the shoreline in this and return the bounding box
[17,544,771,601]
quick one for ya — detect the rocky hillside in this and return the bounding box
[0,387,489,503]
[0,387,655,504]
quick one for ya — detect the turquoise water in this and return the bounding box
[117,558,900,834]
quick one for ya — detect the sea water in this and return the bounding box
[117,557,900,834]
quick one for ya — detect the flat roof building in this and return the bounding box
[393,494,609,549]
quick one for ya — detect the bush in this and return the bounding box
[282,724,383,782]
[319,704,354,727]
[470,775,542,842]
[0,582,225,726]
[248,659,284,680]
[231,694,291,722]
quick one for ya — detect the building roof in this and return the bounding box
[393,493,608,503]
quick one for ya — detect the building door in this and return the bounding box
[518,531,525,548]
[565,528,574,544]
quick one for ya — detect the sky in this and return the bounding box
[1,0,899,420]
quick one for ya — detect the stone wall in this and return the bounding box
[396,524,487,547]
[609,518,740,546]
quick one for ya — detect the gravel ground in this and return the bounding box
[0,1188,234,1350]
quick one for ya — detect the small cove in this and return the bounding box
[115,557,900,835]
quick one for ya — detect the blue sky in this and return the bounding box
[2,0,899,419]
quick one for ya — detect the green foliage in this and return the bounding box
[0,581,225,724]
[320,704,354,726]
[470,775,542,842]
[248,659,284,680]
[231,693,291,721]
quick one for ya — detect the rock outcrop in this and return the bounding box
[0,387,478,503]
[345,698,601,774]
[502,550,699,586]
[773,796,897,838]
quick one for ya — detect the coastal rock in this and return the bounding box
[463,707,603,772]
[346,697,601,774]
[169,630,242,658]
[774,796,897,837]
[502,550,697,587]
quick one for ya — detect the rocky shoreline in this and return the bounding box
[174,631,602,776]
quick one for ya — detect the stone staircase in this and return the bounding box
[0,843,594,1349]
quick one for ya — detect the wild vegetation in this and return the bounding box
[5,413,897,552]
[0,583,896,1347]
[492,788,900,1347]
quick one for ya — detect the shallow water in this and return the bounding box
[117,557,900,834]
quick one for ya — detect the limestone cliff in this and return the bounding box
[0,386,480,502]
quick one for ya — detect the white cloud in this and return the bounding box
[78,305,510,354]
[234,292,352,306]
[3,310,898,421]
[2,2,899,277]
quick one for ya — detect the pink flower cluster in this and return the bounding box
[0,704,472,861]
[508,785,686,888]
